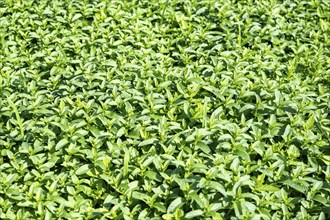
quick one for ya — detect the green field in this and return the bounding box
[0,0,330,219]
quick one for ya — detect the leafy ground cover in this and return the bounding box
[0,0,330,219]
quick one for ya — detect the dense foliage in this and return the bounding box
[0,0,330,219]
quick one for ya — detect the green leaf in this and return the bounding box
[209,181,227,196]
[55,139,69,150]
[138,138,158,147]
[196,7,208,15]
[239,104,255,113]
[117,127,126,138]
[17,200,34,208]
[189,192,204,209]
[153,202,166,213]
[196,141,211,154]
[144,170,162,182]
[73,129,88,137]
[313,195,329,206]
[75,164,91,175]
[132,191,150,203]
[304,115,315,130]
[256,184,280,192]
[209,203,223,212]
[72,13,82,22]
[283,180,307,194]
[167,197,183,213]
[7,97,24,138]
[185,210,204,218]
[123,150,130,177]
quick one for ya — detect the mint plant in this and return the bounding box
[0,0,329,219]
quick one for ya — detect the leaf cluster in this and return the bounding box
[0,0,330,219]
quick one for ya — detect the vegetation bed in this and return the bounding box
[0,0,330,219]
